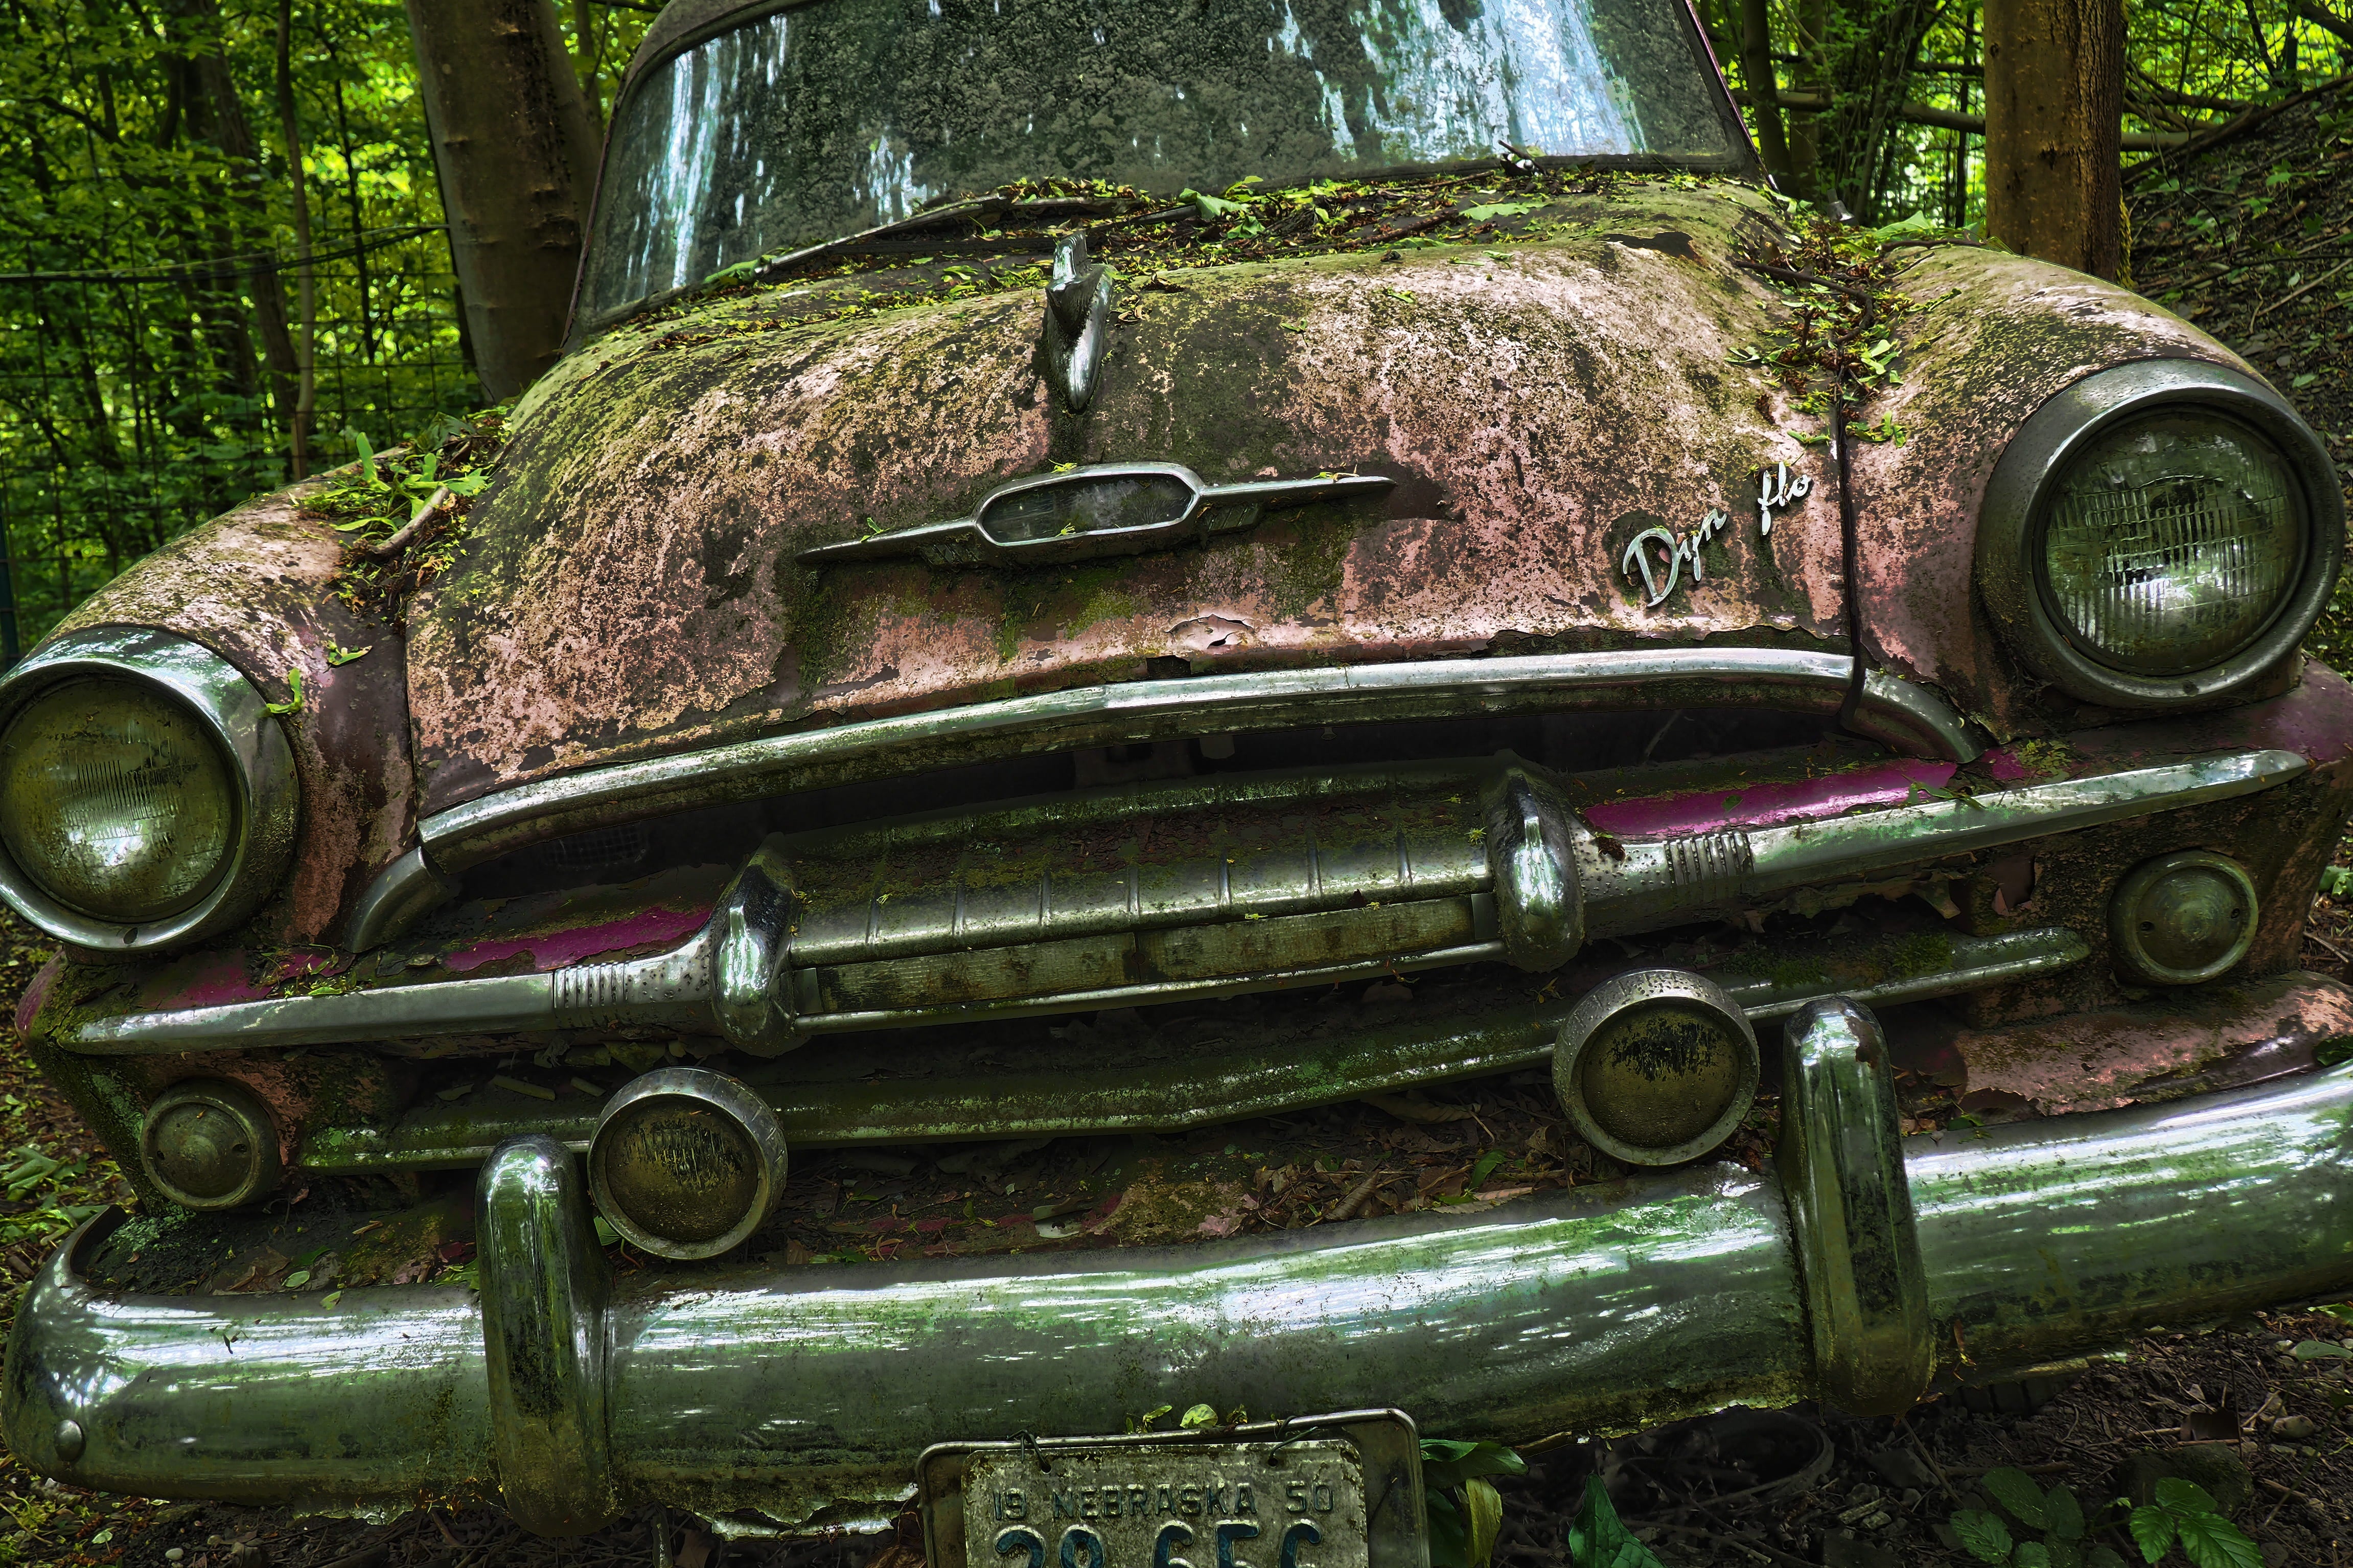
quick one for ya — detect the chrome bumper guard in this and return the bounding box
[10,1003,2352,1537]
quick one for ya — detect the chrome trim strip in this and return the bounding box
[292,925,2087,1173]
[95,744,2291,1057]
[353,647,1987,946]
[12,1048,2349,1527]
[0,627,299,954]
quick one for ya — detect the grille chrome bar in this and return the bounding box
[348,649,1985,948]
[63,748,2297,1058]
[294,925,2090,1173]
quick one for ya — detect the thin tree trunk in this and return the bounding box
[404,0,601,399]
[275,0,316,479]
[1983,0,2124,278]
[169,0,305,464]
[1789,0,1829,198]
[572,0,605,134]
[329,72,377,362]
[1738,0,1795,182]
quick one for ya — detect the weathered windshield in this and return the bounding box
[581,0,1746,320]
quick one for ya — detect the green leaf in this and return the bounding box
[1136,1404,1174,1431]
[319,1289,343,1309]
[263,666,305,717]
[1464,1477,1503,1568]
[324,641,370,667]
[592,1216,620,1247]
[1181,188,1250,219]
[282,1270,311,1289]
[1952,1510,2015,1564]
[2153,1479,2220,1516]
[2172,1512,2262,1568]
[1179,1402,1219,1430]
[1563,1476,1665,1568]
[2045,1484,2086,1542]
[2016,1543,2054,1567]
[2129,1506,2178,1564]
[2086,1548,2127,1568]
[443,473,489,496]
[1427,1490,1468,1568]
[354,430,380,488]
[1872,209,1944,240]
[1985,1468,2051,1531]
[2049,1541,2082,1568]
[1420,1439,1528,1492]
[1461,200,1541,221]
[2290,1338,2351,1359]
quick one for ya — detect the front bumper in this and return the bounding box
[8,999,2352,1537]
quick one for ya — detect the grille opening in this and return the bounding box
[459,704,1855,901]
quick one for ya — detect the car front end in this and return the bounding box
[3,0,2350,1546]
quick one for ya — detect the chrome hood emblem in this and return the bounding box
[799,461,1395,569]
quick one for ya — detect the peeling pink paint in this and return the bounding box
[443,903,712,974]
[1978,749,2035,782]
[13,954,60,1039]
[1951,972,2353,1114]
[148,955,270,1011]
[1584,758,1956,837]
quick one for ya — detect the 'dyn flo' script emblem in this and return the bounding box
[1620,462,1814,609]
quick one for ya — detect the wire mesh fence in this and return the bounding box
[0,225,480,662]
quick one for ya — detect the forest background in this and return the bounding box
[0,0,2344,665]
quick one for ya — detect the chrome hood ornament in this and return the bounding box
[799,461,1395,569]
[1045,232,1113,412]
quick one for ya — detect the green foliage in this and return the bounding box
[2123,1479,2262,1567]
[1951,1470,2134,1568]
[1560,1476,1665,1568]
[1421,1440,1528,1568]
[0,1,648,651]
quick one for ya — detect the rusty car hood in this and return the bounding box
[402,181,1852,813]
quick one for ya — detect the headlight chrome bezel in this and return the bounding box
[0,628,297,953]
[1977,359,2344,710]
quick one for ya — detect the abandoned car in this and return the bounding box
[3,0,2351,1549]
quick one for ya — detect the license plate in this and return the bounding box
[918,1410,1427,1568]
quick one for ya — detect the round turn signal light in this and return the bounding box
[1554,969,1760,1167]
[2110,849,2258,986]
[588,1067,787,1259]
[142,1078,282,1210]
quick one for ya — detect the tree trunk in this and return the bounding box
[404,0,601,400]
[1738,0,1795,182]
[166,0,304,466]
[1983,0,2124,278]
[275,0,317,479]
[1788,0,1829,197]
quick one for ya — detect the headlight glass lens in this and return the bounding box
[2041,411,2305,676]
[0,679,236,921]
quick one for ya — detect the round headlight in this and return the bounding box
[1977,360,2343,709]
[0,678,237,921]
[2040,411,2303,676]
